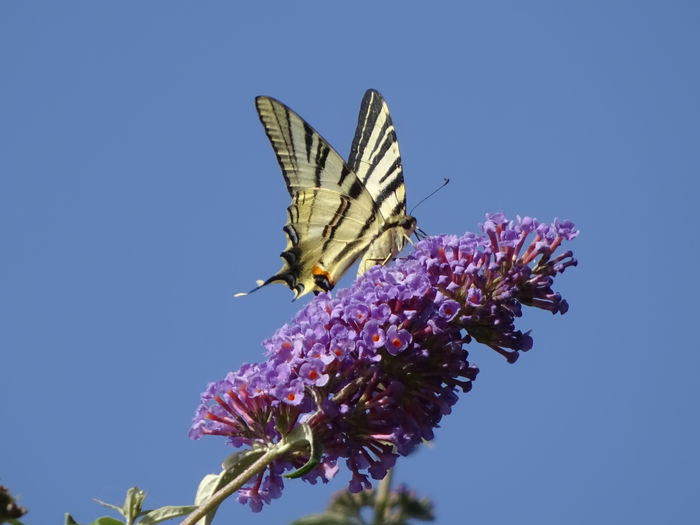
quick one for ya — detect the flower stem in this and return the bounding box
[372,468,393,525]
[180,445,288,525]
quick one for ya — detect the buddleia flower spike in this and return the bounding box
[191,213,578,513]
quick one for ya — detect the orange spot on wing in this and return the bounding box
[312,265,335,284]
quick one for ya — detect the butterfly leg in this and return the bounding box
[362,253,395,267]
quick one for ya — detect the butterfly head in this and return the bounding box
[400,215,418,243]
[401,215,417,233]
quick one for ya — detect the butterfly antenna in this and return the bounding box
[409,178,449,215]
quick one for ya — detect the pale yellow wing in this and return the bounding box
[347,90,412,274]
[252,96,385,298]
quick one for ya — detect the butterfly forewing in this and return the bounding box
[348,90,411,275]
[348,89,407,225]
[257,97,375,207]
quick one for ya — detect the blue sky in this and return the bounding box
[2,2,698,524]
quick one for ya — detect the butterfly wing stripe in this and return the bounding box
[378,158,402,184]
[384,200,406,225]
[350,93,379,168]
[331,212,378,263]
[284,106,297,173]
[348,91,382,176]
[360,118,393,180]
[321,198,351,239]
[347,178,366,201]
[319,196,365,256]
[369,171,405,215]
[303,121,314,163]
[338,164,351,188]
[313,136,330,188]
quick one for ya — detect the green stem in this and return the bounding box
[180,444,289,525]
[371,468,393,525]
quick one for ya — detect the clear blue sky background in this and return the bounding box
[2,2,698,524]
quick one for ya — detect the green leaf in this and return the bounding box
[92,500,124,514]
[193,474,225,525]
[390,488,434,522]
[138,505,198,525]
[191,447,271,525]
[221,447,267,475]
[193,474,221,507]
[93,487,146,525]
[123,487,146,522]
[87,518,124,525]
[284,423,322,479]
[192,468,238,525]
[289,512,360,525]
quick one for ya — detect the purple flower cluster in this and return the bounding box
[190,214,578,511]
[423,213,579,362]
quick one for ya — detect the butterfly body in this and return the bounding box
[248,90,414,299]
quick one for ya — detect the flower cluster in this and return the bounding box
[190,214,578,511]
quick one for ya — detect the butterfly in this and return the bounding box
[239,89,416,299]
